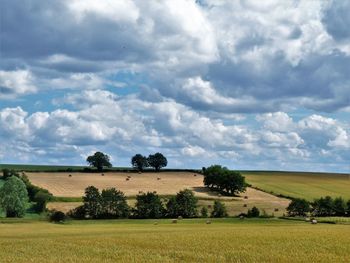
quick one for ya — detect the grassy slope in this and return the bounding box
[0,218,349,263]
[243,171,350,201]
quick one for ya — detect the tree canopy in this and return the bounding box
[203,165,246,196]
[86,151,112,172]
[0,176,28,217]
[131,154,149,172]
[133,192,165,219]
[148,153,167,171]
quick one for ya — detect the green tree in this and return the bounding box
[211,200,228,218]
[312,196,334,216]
[286,198,310,216]
[0,176,28,217]
[100,188,129,218]
[203,165,246,196]
[2,169,20,179]
[131,154,148,172]
[148,153,167,171]
[83,186,102,219]
[133,192,165,218]
[247,206,260,218]
[86,151,112,172]
[166,189,198,218]
[333,197,346,216]
[33,190,52,213]
[347,200,350,216]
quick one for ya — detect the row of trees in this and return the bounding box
[287,196,350,217]
[203,165,247,196]
[86,152,168,172]
[0,171,53,217]
[68,186,229,219]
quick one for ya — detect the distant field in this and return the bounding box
[243,171,350,201]
[0,218,349,262]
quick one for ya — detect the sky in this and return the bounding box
[0,0,349,172]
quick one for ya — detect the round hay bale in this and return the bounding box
[172,219,177,224]
[274,208,279,212]
[138,171,141,174]
[178,216,183,220]
[138,191,143,194]
[218,193,222,197]
[101,173,104,176]
[311,219,317,224]
[153,191,157,194]
[243,204,247,207]
[239,215,245,220]
[126,178,130,181]
[193,174,197,177]
[157,177,161,180]
[244,196,248,199]
[206,220,211,224]
[68,174,72,177]
[208,205,212,208]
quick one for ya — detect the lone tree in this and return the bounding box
[0,176,28,217]
[286,198,310,216]
[203,165,246,196]
[148,153,167,172]
[86,151,112,172]
[131,154,149,172]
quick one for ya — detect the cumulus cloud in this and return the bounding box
[0,70,37,97]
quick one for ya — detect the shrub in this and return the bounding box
[211,200,228,218]
[247,206,260,218]
[200,206,208,218]
[133,192,165,219]
[49,210,66,222]
[287,198,310,216]
[0,176,28,217]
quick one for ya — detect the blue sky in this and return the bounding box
[0,0,349,172]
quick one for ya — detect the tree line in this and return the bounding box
[86,151,167,172]
[287,196,350,217]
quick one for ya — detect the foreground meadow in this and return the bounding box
[0,218,349,263]
[243,171,350,200]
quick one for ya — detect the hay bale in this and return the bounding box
[138,191,143,194]
[243,204,247,207]
[244,196,248,199]
[101,173,104,176]
[208,205,212,208]
[172,219,177,224]
[153,191,157,194]
[218,193,222,197]
[206,220,211,224]
[311,219,317,224]
[157,177,161,180]
[274,208,279,212]
[138,171,141,174]
[68,174,72,177]
[178,216,183,220]
[193,174,197,177]
[126,178,130,181]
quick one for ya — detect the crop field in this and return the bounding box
[243,171,350,201]
[0,218,349,263]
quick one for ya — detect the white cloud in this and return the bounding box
[0,70,37,97]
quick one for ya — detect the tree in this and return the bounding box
[311,196,334,216]
[148,153,167,171]
[86,151,112,172]
[203,165,246,196]
[200,206,208,218]
[286,198,310,216]
[247,206,260,218]
[49,210,66,222]
[167,189,198,218]
[100,188,129,219]
[131,154,148,172]
[333,197,347,216]
[83,186,102,219]
[0,176,28,217]
[133,192,165,218]
[211,200,228,218]
[347,200,350,217]
[33,190,52,213]
[2,169,20,179]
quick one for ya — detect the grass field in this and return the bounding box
[243,171,350,201]
[0,218,349,263]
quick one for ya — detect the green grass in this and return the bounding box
[0,218,349,262]
[243,171,350,201]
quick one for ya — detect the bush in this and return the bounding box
[49,210,66,222]
[200,206,208,218]
[166,189,198,218]
[211,200,228,218]
[203,165,246,196]
[287,198,310,216]
[0,176,28,217]
[247,206,260,218]
[133,192,165,219]
[312,196,334,217]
